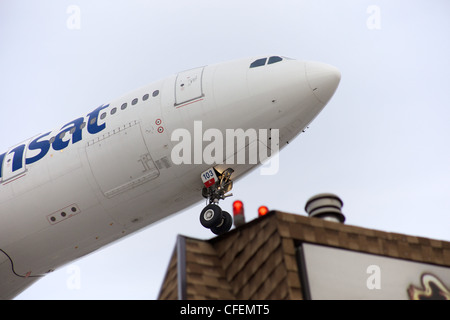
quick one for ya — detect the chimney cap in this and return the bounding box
[305,193,345,223]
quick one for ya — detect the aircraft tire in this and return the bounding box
[200,204,222,229]
[211,211,232,235]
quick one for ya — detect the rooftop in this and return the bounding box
[158,210,450,300]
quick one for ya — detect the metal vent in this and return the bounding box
[305,193,345,223]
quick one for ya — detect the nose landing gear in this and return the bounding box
[200,168,234,235]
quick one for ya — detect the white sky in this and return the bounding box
[1,0,449,299]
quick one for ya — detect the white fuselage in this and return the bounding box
[0,56,340,299]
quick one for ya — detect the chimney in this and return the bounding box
[305,193,345,223]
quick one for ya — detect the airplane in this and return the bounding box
[0,55,340,299]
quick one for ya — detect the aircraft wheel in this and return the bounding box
[200,204,222,229]
[211,211,232,236]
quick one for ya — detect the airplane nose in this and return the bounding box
[305,62,341,104]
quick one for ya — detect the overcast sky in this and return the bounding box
[1,0,449,299]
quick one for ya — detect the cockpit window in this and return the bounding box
[250,58,267,68]
[268,56,283,64]
[250,56,283,68]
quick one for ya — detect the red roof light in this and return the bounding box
[233,200,244,216]
[233,200,245,227]
[258,206,269,217]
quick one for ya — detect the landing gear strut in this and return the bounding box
[199,168,234,235]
